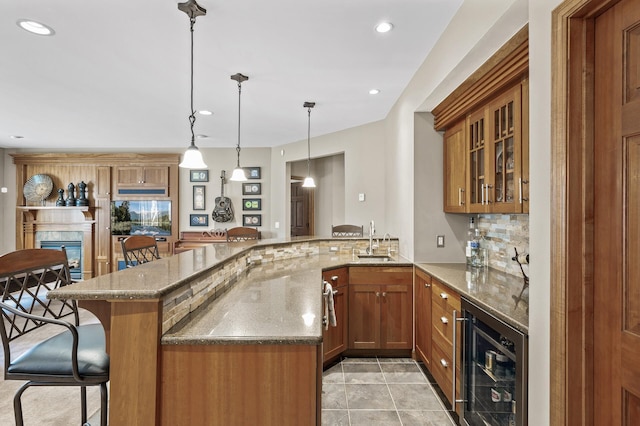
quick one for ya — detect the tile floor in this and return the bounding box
[321,357,456,426]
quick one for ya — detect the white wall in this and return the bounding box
[270,120,386,239]
[528,0,561,424]
[184,147,273,237]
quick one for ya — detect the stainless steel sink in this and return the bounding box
[357,254,392,262]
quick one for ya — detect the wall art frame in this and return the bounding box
[193,185,206,210]
[242,198,261,211]
[243,214,262,227]
[190,170,209,182]
[190,214,209,227]
[242,182,262,195]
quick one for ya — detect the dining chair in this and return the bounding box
[226,227,260,242]
[0,248,109,426]
[120,235,160,268]
[331,224,364,237]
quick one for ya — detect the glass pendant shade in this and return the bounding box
[178,0,208,169]
[229,73,249,181]
[230,166,247,181]
[179,143,207,169]
[303,101,316,189]
[302,176,316,188]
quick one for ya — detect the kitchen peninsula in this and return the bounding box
[48,236,408,426]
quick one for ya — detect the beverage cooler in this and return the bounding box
[462,298,528,426]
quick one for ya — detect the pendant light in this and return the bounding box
[178,0,208,169]
[230,73,249,181]
[302,101,316,188]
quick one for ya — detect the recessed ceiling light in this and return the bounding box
[198,110,212,116]
[195,134,209,139]
[17,19,55,36]
[369,89,380,95]
[375,22,393,33]
[10,135,24,139]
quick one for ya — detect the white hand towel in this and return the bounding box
[327,283,337,328]
[323,282,332,330]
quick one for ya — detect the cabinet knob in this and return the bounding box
[382,292,387,297]
[331,275,339,281]
[440,359,449,368]
[376,292,380,297]
[424,283,431,288]
[440,292,448,299]
[440,316,449,324]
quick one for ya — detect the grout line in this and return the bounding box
[379,356,404,426]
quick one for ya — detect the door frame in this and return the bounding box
[551,0,621,424]
[290,175,315,236]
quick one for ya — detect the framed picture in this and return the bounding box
[242,198,261,211]
[243,167,261,180]
[243,214,262,227]
[242,182,262,195]
[193,185,206,210]
[190,214,209,227]
[190,170,209,182]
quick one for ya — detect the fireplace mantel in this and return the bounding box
[18,206,96,279]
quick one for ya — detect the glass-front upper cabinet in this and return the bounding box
[485,85,525,213]
[467,108,489,213]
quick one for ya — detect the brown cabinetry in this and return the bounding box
[348,266,413,350]
[114,165,170,197]
[322,267,349,366]
[430,278,462,413]
[443,120,467,212]
[414,268,432,368]
[435,27,529,214]
[12,153,180,277]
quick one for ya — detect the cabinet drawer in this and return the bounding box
[431,337,462,406]
[431,279,461,312]
[323,268,348,288]
[349,266,412,285]
[432,302,455,347]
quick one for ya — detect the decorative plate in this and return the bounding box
[23,174,54,203]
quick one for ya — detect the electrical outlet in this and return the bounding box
[437,235,445,248]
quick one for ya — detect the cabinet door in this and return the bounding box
[380,283,413,349]
[487,85,523,213]
[114,166,169,196]
[521,78,529,213]
[444,120,467,212]
[348,284,381,349]
[466,108,490,213]
[322,268,348,364]
[415,269,432,367]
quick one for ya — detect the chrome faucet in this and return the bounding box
[382,233,392,256]
[368,221,376,254]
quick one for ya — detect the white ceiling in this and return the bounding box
[0,0,463,151]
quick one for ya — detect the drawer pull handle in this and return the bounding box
[424,283,431,288]
[440,316,448,324]
[440,292,448,299]
[440,359,449,368]
[331,275,339,281]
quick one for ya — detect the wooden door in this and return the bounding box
[348,284,380,349]
[594,0,640,423]
[290,181,311,236]
[443,120,467,212]
[380,283,413,349]
[415,269,432,367]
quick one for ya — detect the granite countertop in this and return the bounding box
[162,253,412,346]
[415,263,529,334]
[48,236,403,301]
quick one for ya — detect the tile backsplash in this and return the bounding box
[476,214,529,277]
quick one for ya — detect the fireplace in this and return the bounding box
[40,240,82,281]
